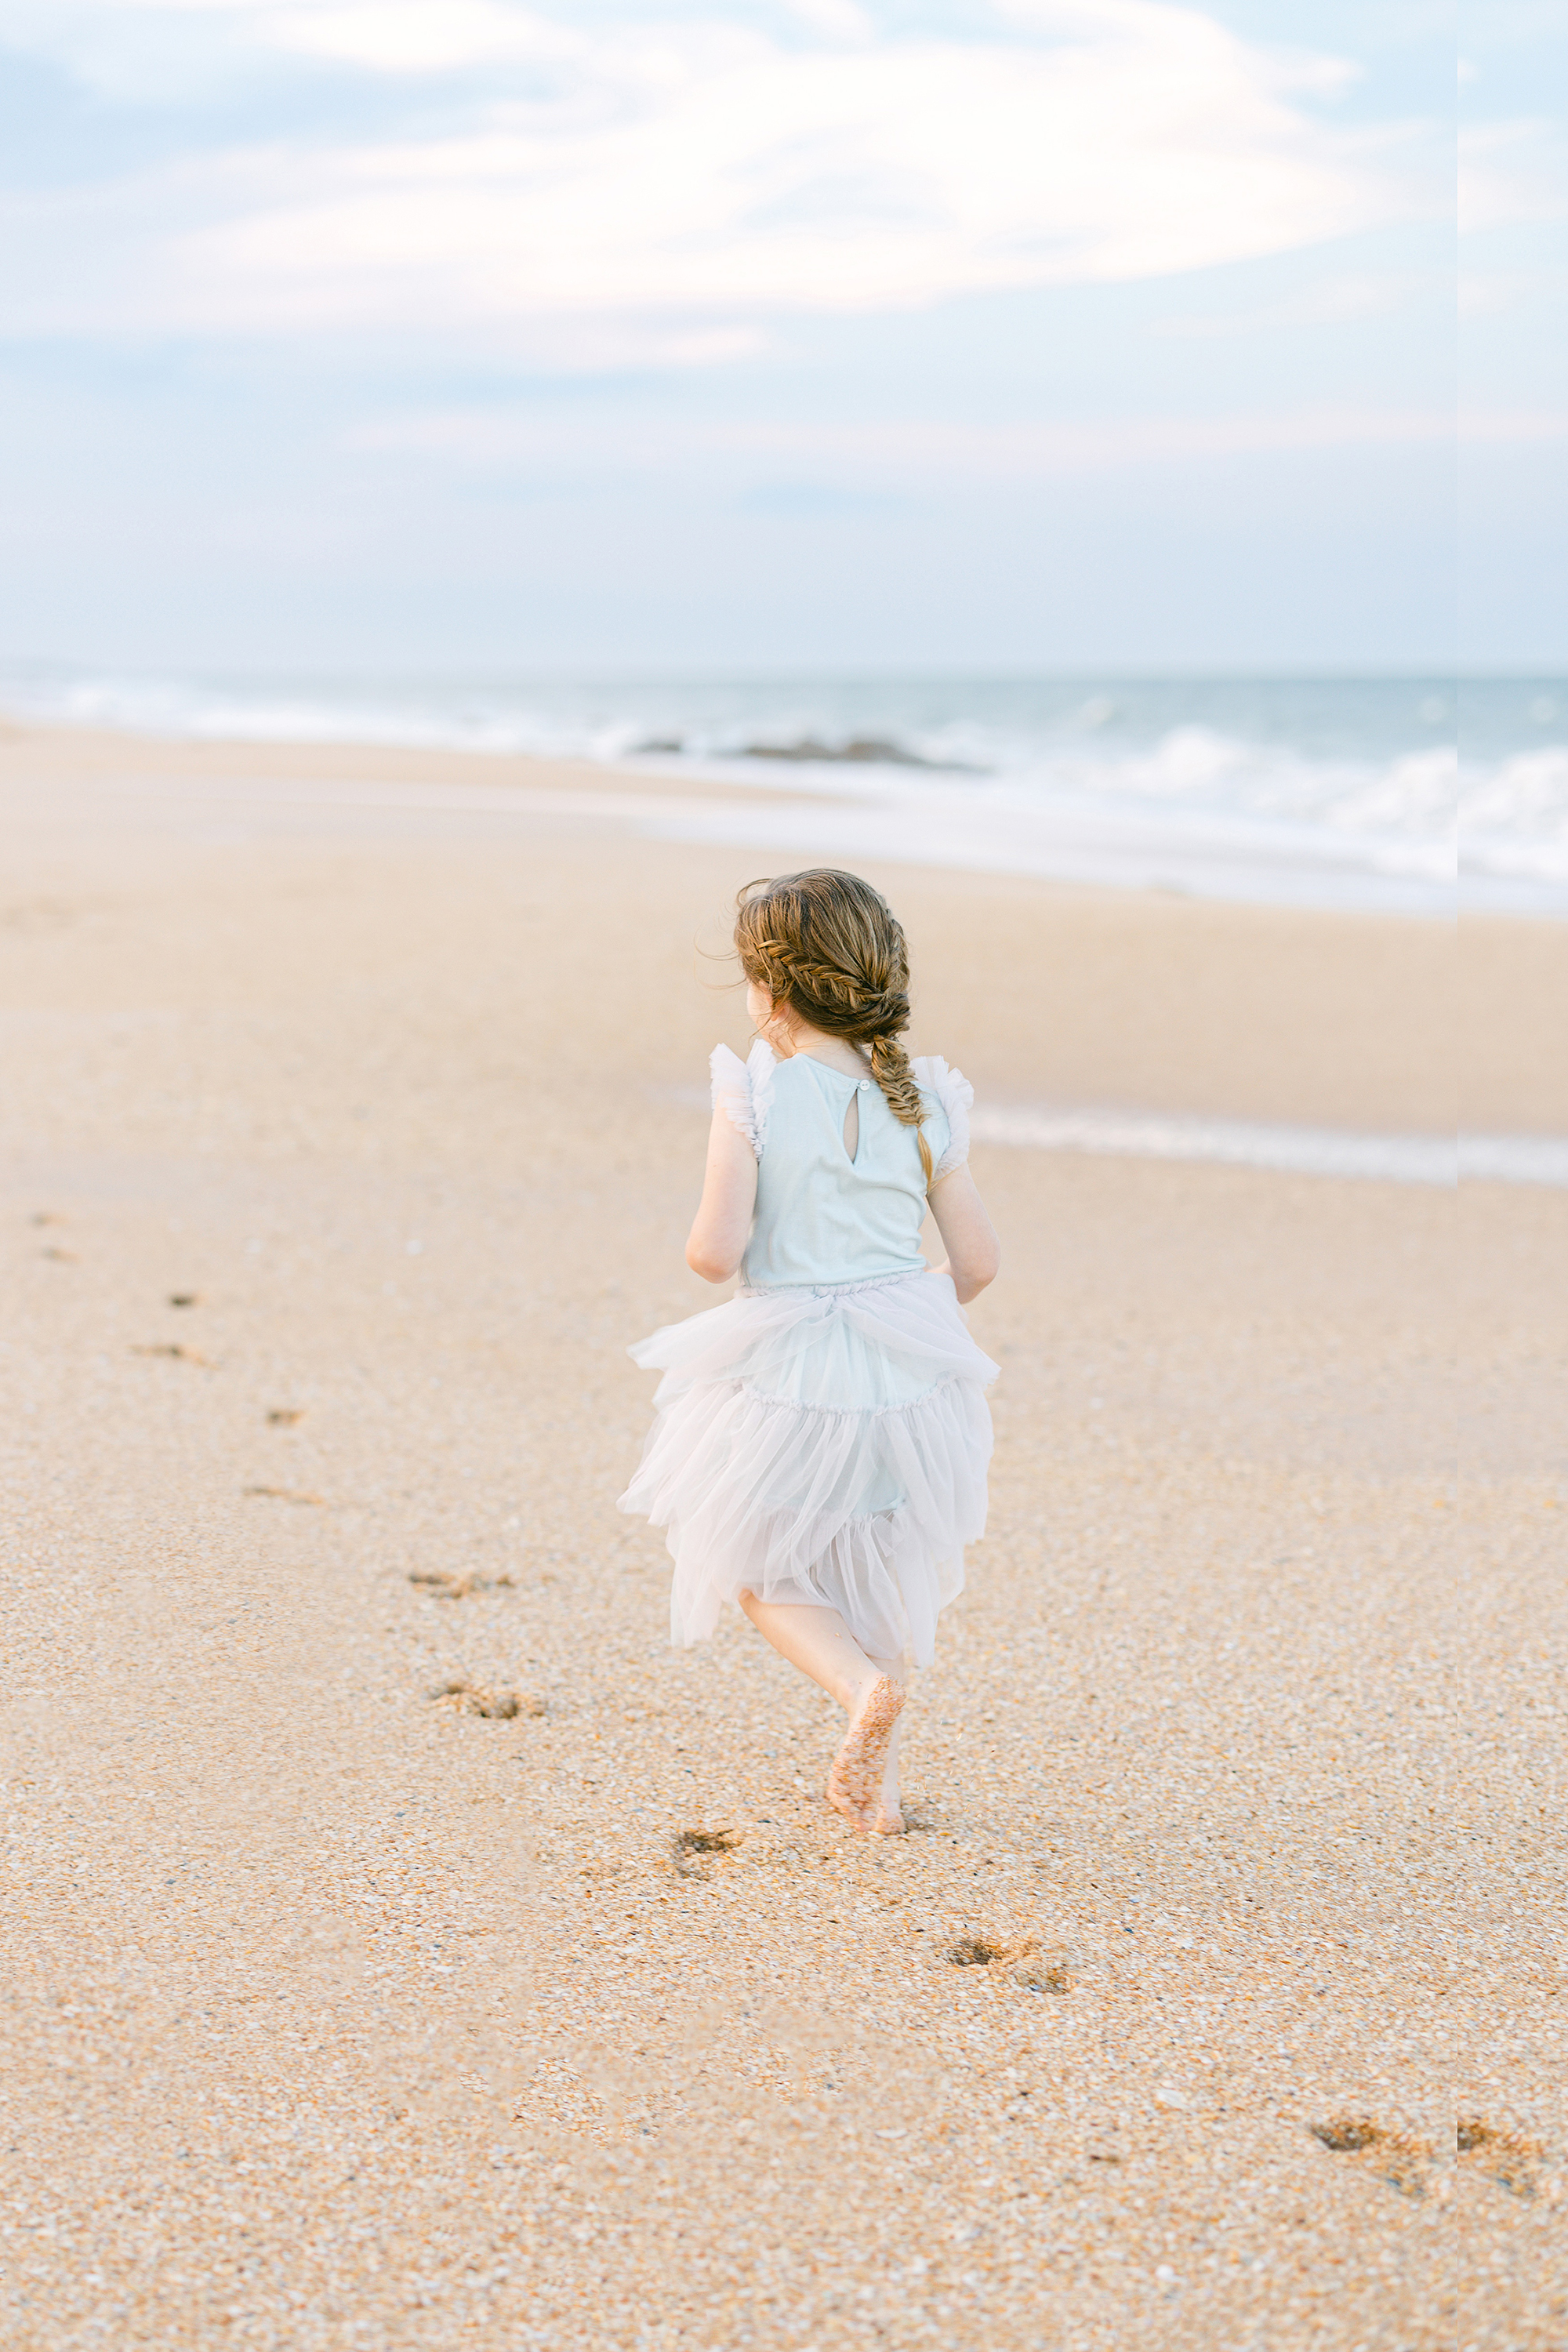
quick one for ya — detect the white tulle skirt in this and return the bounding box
[618,1269,997,1668]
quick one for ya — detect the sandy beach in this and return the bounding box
[2,718,1562,2351]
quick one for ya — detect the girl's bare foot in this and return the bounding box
[826,1675,906,1832]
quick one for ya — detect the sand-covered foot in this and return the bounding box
[872,1689,907,1834]
[826,1675,906,1832]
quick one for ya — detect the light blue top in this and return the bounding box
[710,1041,973,1293]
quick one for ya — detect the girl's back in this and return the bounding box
[712,1040,967,1293]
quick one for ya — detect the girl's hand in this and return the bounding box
[927,1163,1000,1304]
[685,1109,759,1282]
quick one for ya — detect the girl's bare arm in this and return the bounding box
[926,1164,1000,1304]
[685,1109,759,1282]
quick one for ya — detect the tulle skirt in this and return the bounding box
[618,1269,997,1668]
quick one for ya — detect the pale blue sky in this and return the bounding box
[0,2,1559,673]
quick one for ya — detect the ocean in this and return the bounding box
[2,665,1563,916]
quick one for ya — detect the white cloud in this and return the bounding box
[0,1,1439,359]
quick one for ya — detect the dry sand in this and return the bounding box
[1,720,1562,2350]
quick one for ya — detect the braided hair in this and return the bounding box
[734,869,934,1186]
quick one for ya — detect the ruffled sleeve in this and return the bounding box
[912,1055,973,1182]
[710,1040,776,1160]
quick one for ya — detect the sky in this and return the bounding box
[0,0,1560,675]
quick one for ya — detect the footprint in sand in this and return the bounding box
[1310,2116,1434,2196]
[1007,1950,1073,1993]
[428,1678,543,1720]
[1457,2118,1544,2196]
[408,1569,515,1599]
[944,1933,1069,1991]
[672,1827,742,1876]
[947,1932,1005,1966]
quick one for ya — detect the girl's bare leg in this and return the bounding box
[737,1594,878,1708]
[739,1593,907,1835]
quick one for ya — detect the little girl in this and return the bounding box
[619,869,999,1835]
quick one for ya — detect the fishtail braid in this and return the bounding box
[865,1033,934,1185]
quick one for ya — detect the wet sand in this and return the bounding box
[1,721,1561,2350]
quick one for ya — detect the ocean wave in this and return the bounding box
[1459,746,1568,882]
[2,662,1561,912]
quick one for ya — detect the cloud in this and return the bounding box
[0,1,1439,361]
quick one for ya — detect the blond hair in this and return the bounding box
[735,869,933,1186]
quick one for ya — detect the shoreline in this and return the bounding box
[2,712,1563,1136]
[3,700,1540,922]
